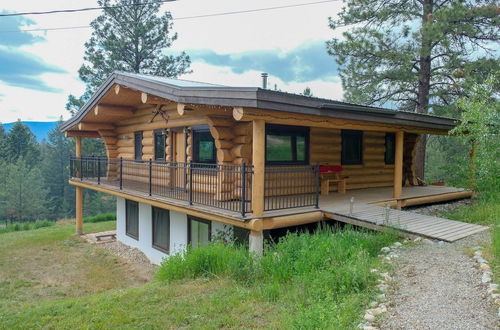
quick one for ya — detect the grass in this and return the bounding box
[440,191,500,281]
[0,220,55,234]
[0,223,396,329]
[83,212,116,223]
[0,221,149,313]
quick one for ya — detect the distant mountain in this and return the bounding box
[2,121,59,142]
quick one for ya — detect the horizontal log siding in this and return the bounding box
[310,128,394,191]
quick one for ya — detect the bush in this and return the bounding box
[83,213,116,223]
[0,220,55,234]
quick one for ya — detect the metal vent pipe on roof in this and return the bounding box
[261,73,268,89]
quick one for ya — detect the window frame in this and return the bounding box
[384,132,395,165]
[192,126,216,164]
[265,124,310,165]
[134,131,143,161]
[341,130,363,165]
[125,199,139,240]
[152,206,170,253]
[187,216,212,247]
[154,129,167,161]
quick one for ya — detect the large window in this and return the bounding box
[125,200,139,239]
[266,125,309,165]
[152,207,170,253]
[134,131,143,161]
[193,128,216,164]
[188,217,211,249]
[341,130,363,165]
[384,133,395,164]
[154,130,166,161]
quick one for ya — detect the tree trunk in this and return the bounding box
[415,0,433,180]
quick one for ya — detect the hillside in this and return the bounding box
[3,121,59,142]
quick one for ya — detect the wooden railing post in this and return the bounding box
[149,159,152,196]
[393,131,404,203]
[119,157,123,190]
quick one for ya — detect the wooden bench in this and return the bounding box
[95,233,116,241]
[319,165,347,195]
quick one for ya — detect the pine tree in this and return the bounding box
[327,0,499,178]
[67,0,191,113]
[0,123,7,162]
[3,159,49,221]
[5,120,40,167]
[41,121,73,218]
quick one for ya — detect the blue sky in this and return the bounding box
[0,0,345,122]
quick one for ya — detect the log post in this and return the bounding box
[249,230,263,256]
[251,120,265,217]
[75,136,83,235]
[393,131,404,202]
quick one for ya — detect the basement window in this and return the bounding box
[188,217,211,249]
[341,130,363,165]
[385,133,395,164]
[192,127,216,164]
[154,130,166,161]
[152,207,170,253]
[265,124,309,165]
[125,200,139,240]
[134,131,143,161]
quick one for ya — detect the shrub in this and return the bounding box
[83,213,116,223]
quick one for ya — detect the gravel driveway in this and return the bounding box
[381,232,499,330]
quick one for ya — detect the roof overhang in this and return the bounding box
[61,72,459,133]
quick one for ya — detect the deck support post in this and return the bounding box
[249,230,263,256]
[393,131,404,205]
[75,136,83,235]
[251,119,265,217]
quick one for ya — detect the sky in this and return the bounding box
[0,0,345,123]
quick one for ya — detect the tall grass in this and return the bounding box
[0,220,55,234]
[83,212,116,223]
[156,226,396,328]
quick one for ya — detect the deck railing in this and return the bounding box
[70,157,319,216]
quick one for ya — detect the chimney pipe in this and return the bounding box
[261,73,268,89]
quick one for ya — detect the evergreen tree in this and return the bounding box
[0,123,7,162]
[67,0,191,113]
[5,120,40,166]
[3,159,49,221]
[327,0,499,178]
[41,121,73,218]
[302,87,314,97]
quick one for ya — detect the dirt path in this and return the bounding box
[381,232,498,330]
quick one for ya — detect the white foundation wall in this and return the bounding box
[116,197,234,264]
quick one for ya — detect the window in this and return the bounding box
[188,217,211,249]
[125,200,139,239]
[385,133,395,164]
[265,125,309,165]
[134,131,143,161]
[193,128,216,164]
[154,130,166,161]
[152,207,170,253]
[341,130,363,165]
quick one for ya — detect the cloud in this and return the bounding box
[188,41,338,83]
[0,11,65,92]
[0,48,65,92]
[0,12,44,47]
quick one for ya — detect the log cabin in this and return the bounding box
[61,72,476,263]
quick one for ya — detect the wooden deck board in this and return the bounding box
[322,203,488,242]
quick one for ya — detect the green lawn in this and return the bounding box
[0,222,396,329]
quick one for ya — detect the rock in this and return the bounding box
[437,240,445,246]
[370,269,379,273]
[357,322,368,329]
[368,307,387,315]
[376,293,386,300]
[494,298,500,306]
[388,253,399,259]
[489,283,499,291]
[491,293,500,299]
[369,301,379,308]
[422,238,434,245]
[381,247,391,253]
[378,284,389,292]
[481,274,492,283]
[480,263,491,271]
[472,246,482,251]
[474,251,482,256]
[363,326,379,330]
[476,257,487,264]
[364,313,376,322]
[393,242,402,248]
[414,237,422,242]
